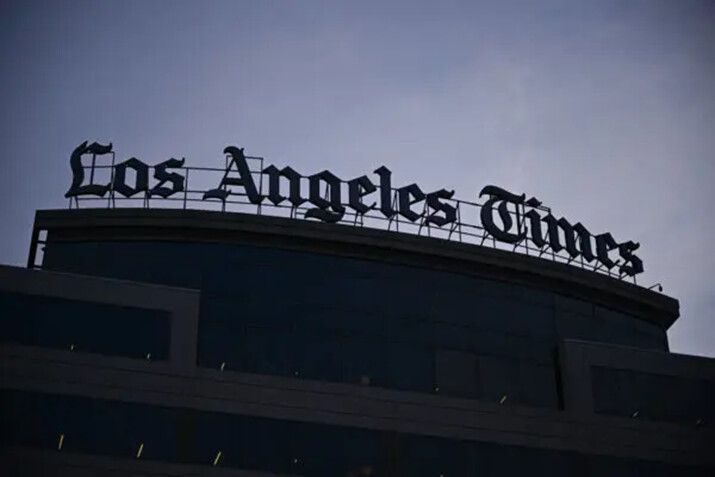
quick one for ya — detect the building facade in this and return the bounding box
[1,207,713,476]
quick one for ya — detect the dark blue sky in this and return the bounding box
[1,0,713,356]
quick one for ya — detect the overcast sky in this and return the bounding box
[1,0,713,356]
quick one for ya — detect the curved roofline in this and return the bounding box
[32,208,679,329]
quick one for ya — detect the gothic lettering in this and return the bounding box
[347,175,377,214]
[149,158,185,198]
[263,165,305,207]
[305,170,345,223]
[525,209,546,247]
[112,158,149,197]
[618,241,644,276]
[374,166,396,218]
[64,141,647,277]
[479,185,527,243]
[541,215,595,262]
[425,189,456,226]
[398,184,426,222]
[65,141,113,198]
[595,233,619,269]
[203,146,260,203]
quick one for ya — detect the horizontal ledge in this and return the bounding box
[34,208,679,329]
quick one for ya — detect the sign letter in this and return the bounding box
[204,146,261,203]
[479,185,526,243]
[149,158,185,198]
[305,170,345,223]
[425,189,457,226]
[65,141,113,198]
[374,166,396,218]
[348,176,377,214]
[263,165,305,207]
[398,184,426,222]
[113,158,150,197]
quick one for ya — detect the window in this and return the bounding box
[478,356,521,405]
[519,363,559,408]
[42,241,98,275]
[591,366,715,424]
[399,435,474,475]
[197,317,244,369]
[39,240,668,412]
[293,332,342,382]
[387,342,434,393]
[341,336,388,387]
[0,390,177,461]
[435,349,479,398]
[0,291,170,360]
[2,390,709,475]
[240,326,294,376]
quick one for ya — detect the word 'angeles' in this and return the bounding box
[65,141,643,276]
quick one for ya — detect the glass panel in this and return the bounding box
[42,241,98,275]
[0,291,170,360]
[145,242,201,288]
[519,363,559,408]
[592,367,715,425]
[294,332,342,382]
[290,421,380,474]
[554,295,593,316]
[38,239,681,411]
[478,356,521,405]
[341,336,388,387]
[555,310,595,342]
[239,415,292,472]
[435,349,479,398]
[591,366,621,415]
[392,318,435,346]
[2,390,712,475]
[387,342,434,393]
[0,291,33,344]
[240,326,294,376]
[94,242,150,283]
[191,410,241,467]
[197,317,244,369]
[399,434,474,475]
[0,390,177,461]
[433,321,473,351]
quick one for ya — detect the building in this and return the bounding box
[1,144,713,475]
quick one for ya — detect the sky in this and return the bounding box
[0,0,713,356]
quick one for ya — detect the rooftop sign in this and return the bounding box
[64,142,644,278]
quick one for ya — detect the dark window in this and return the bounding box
[0,291,33,343]
[240,326,295,376]
[2,390,710,475]
[0,291,170,360]
[197,317,244,369]
[42,241,98,275]
[193,412,292,472]
[191,411,380,474]
[433,321,473,351]
[399,434,475,475]
[294,331,342,382]
[341,336,388,387]
[387,342,435,393]
[291,421,379,475]
[38,240,661,407]
[0,390,177,461]
[519,363,559,408]
[435,349,479,398]
[478,356,521,405]
[591,366,714,425]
